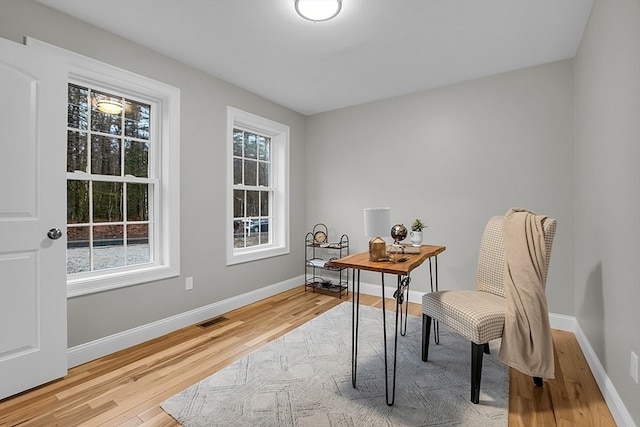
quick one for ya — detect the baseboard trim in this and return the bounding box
[67,275,304,368]
[573,322,636,427]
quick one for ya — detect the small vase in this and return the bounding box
[410,230,423,247]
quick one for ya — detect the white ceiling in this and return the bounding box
[36,0,594,116]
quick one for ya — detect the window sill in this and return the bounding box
[227,245,289,266]
[67,264,179,298]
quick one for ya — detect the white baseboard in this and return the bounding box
[573,322,636,427]
[67,275,304,368]
[67,276,634,427]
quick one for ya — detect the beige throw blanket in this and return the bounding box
[498,208,555,379]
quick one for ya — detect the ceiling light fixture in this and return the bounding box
[97,99,123,115]
[295,0,342,22]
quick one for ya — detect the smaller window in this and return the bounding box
[227,107,289,265]
[232,129,272,249]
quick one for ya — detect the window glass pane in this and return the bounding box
[258,136,270,161]
[244,132,257,159]
[233,227,246,249]
[258,162,269,186]
[233,129,243,157]
[233,189,245,217]
[91,135,121,176]
[127,224,150,265]
[124,139,149,177]
[260,191,269,217]
[245,218,268,247]
[91,91,122,135]
[93,181,123,222]
[258,220,269,245]
[233,158,243,185]
[93,225,124,270]
[127,183,148,221]
[67,180,89,224]
[246,190,259,217]
[68,84,88,130]
[67,226,90,274]
[124,100,150,140]
[233,219,244,236]
[244,159,257,186]
[67,130,88,173]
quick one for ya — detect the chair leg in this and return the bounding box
[422,314,432,362]
[471,342,484,404]
[483,342,490,354]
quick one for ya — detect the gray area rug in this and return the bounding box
[162,302,507,426]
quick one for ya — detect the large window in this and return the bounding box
[66,84,153,274]
[227,107,289,265]
[28,38,180,297]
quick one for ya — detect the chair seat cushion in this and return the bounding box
[422,290,505,344]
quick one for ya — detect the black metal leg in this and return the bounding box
[395,275,410,336]
[429,257,440,344]
[380,273,401,406]
[422,314,432,361]
[351,268,360,388]
[471,342,484,404]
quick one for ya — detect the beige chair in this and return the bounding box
[421,215,557,404]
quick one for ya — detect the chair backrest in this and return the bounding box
[475,215,557,298]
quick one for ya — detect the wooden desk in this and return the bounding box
[327,244,446,406]
[328,244,445,276]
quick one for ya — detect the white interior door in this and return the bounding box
[0,37,67,399]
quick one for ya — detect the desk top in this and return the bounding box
[326,244,446,275]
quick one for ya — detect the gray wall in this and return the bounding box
[306,60,575,315]
[1,0,638,423]
[574,0,640,424]
[0,0,307,347]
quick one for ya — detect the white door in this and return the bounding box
[0,37,67,399]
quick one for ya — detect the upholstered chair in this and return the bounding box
[421,215,557,404]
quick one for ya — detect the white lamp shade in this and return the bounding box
[363,207,391,238]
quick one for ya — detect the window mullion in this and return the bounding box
[88,180,94,272]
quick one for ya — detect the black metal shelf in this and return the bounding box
[304,224,349,298]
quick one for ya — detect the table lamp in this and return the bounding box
[364,207,390,261]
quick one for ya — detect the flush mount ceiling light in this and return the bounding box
[97,99,123,115]
[295,0,342,22]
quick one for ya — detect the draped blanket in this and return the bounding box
[498,208,555,379]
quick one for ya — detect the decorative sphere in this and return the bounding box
[390,224,408,243]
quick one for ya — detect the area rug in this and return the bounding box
[161,302,507,426]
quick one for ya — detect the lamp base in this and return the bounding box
[369,237,387,262]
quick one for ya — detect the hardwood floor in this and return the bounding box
[0,286,616,426]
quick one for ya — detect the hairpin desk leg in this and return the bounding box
[381,273,401,406]
[429,257,440,344]
[351,268,360,388]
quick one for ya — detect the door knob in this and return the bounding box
[47,228,63,240]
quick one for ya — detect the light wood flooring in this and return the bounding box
[0,286,616,426]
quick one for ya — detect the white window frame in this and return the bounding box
[227,107,289,265]
[27,38,180,297]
